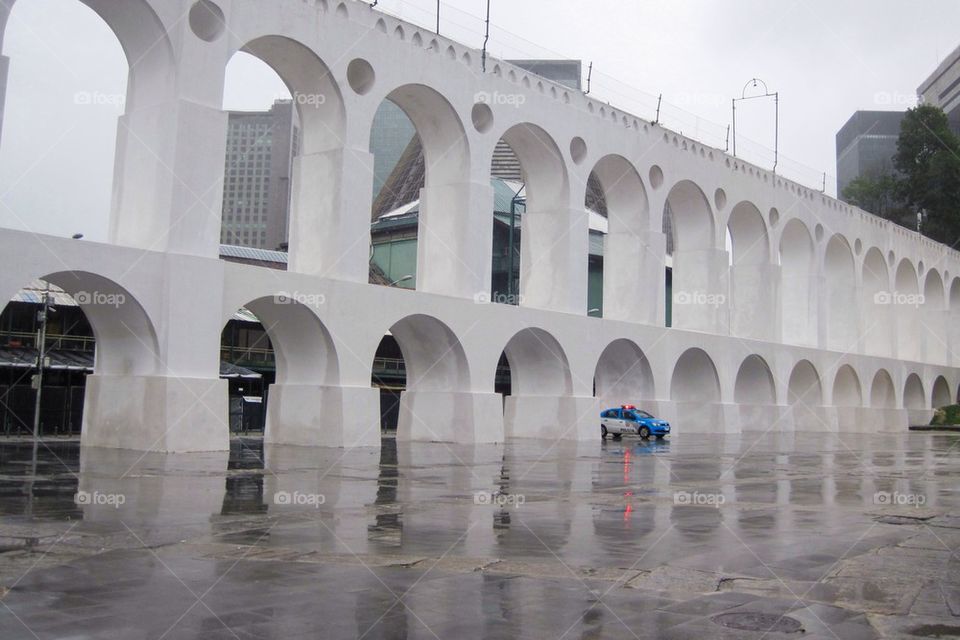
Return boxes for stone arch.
[779,219,816,346]
[670,348,720,403]
[495,123,574,311]
[9,271,162,377]
[593,339,654,405]
[664,181,723,332]
[727,202,771,340]
[894,259,921,361]
[824,235,857,351]
[369,84,472,295]
[870,369,897,409]
[733,355,775,405]
[788,360,823,405]
[588,155,650,321]
[664,179,715,252]
[932,375,951,408]
[861,247,892,357]
[228,296,339,386]
[923,269,946,364]
[236,35,346,155]
[903,373,926,410]
[727,201,769,265]
[501,327,572,397]
[387,314,470,392]
[832,365,862,406]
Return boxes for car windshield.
[634,410,654,419]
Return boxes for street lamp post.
[731,78,779,174]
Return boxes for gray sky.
[2,0,959,240]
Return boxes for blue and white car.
[600,405,670,440]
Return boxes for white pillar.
[416,180,494,298]
[520,207,589,314]
[287,147,374,282]
[603,229,665,325]
[730,263,778,341]
[671,248,730,335]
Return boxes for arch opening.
[222,36,345,252]
[832,365,862,407]
[903,373,926,410]
[369,84,470,292]
[727,202,771,340]
[670,348,720,403]
[779,219,816,346]
[733,355,775,405]
[894,260,921,361]
[932,375,951,409]
[824,235,857,351]
[0,271,160,436]
[593,339,654,407]
[588,155,649,321]
[861,248,892,357]
[870,370,897,409]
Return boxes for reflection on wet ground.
[1,432,959,638]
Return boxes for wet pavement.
[0,432,959,639]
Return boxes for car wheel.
[601,425,607,439]
[639,426,651,439]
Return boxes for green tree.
[842,173,907,222]
[894,105,960,247]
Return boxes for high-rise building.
[918,43,960,133]
[835,110,905,200]
[220,100,299,250]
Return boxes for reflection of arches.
[594,339,654,404]
[861,248,892,356]
[235,297,339,385]
[670,348,720,402]
[24,271,161,376]
[788,360,822,406]
[779,219,816,346]
[870,370,896,409]
[903,373,926,410]
[387,315,470,392]
[501,327,572,397]
[894,260,921,361]
[832,365,862,406]
[932,375,951,408]
[824,235,857,351]
[733,355,775,405]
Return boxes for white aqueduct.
[0,0,958,452]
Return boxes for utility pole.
[31,282,51,457]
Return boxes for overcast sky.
[1,0,959,241]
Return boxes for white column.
[730,262,778,341]
[416,180,494,298]
[287,147,374,282]
[520,207,589,314]
[603,229,665,325]
[671,248,730,335]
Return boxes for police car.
[600,405,670,440]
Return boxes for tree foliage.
[893,105,960,247]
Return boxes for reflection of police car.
[600,405,670,440]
